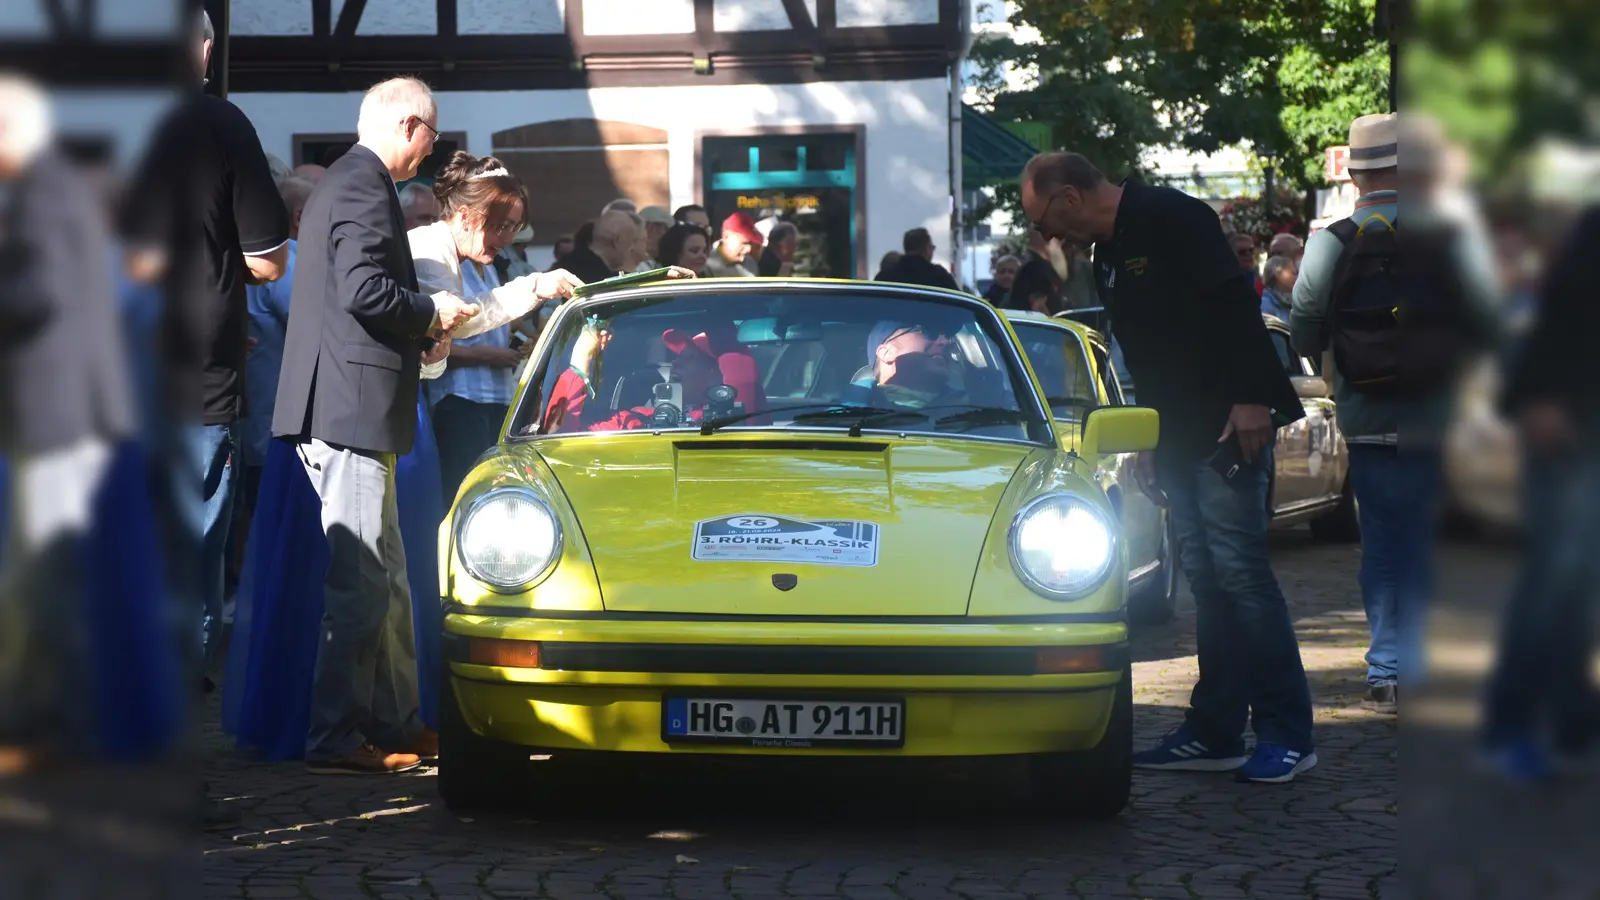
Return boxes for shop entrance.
[700,131,862,279]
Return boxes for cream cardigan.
[407,220,542,343]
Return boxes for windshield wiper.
[933,406,1033,432]
[699,404,904,436]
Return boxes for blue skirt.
[224,400,446,759]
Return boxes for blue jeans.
[187,423,238,674]
[1161,448,1315,750]
[1483,448,1600,752]
[1347,444,1444,687]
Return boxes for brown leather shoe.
[305,743,421,775]
[390,728,438,760]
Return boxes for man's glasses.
[412,117,441,142]
[1031,191,1063,234]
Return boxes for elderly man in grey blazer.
[274,77,480,775]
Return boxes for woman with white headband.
[408,151,581,343]
[405,152,586,504]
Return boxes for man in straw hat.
[1289,113,1499,715]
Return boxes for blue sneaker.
[1233,742,1317,783]
[1132,724,1248,772]
[1480,738,1555,783]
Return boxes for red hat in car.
[661,328,714,359]
[720,212,764,247]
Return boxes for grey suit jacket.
[273,145,437,454]
[0,149,135,455]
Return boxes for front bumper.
[443,613,1128,757]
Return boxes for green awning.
[962,104,1050,190]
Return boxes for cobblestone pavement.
[199,529,1423,900]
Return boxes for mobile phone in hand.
[1207,436,1251,483]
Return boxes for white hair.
[356,77,436,143]
[0,74,54,167]
[601,198,637,215]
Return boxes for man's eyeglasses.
[412,117,441,142]
[1032,191,1063,234]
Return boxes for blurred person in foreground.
[1023,150,1317,783]
[758,221,800,277]
[409,151,583,503]
[0,74,135,775]
[1481,203,1600,780]
[126,8,291,697]
[1290,113,1498,712]
[876,227,959,291]
[706,212,763,277]
[273,76,480,775]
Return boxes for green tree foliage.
[969,0,1390,192]
[1405,0,1600,183]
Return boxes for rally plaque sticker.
[692,514,880,567]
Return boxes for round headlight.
[456,488,562,590]
[1008,493,1117,599]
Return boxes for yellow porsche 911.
[437,278,1158,818]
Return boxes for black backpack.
[1326,214,1468,397]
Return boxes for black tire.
[1310,475,1360,542]
[1026,661,1133,820]
[1127,516,1177,626]
[437,664,531,810]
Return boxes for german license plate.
[662,697,905,748]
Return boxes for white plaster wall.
[232,78,955,278]
[459,0,566,34]
[836,0,939,28]
[582,0,695,35]
[714,0,818,30]
[53,89,187,170]
[232,0,314,35]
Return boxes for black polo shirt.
[127,92,289,426]
[1094,180,1302,465]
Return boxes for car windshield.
[510,288,1051,443]
[1011,321,1098,421]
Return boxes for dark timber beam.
[333,0,368,37]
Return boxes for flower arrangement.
[1218,190,1305,244]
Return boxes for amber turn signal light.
[1034,645,1116,675]
[467,638,542,668]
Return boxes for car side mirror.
[1073,406,1159,460]
[1294,376,1331,399]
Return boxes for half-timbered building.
[225,0,983,278]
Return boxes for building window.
[492,119,670,244]
[699,131,863,279]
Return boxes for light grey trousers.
[297,439,422,761]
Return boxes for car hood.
[531,433,1035,616]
